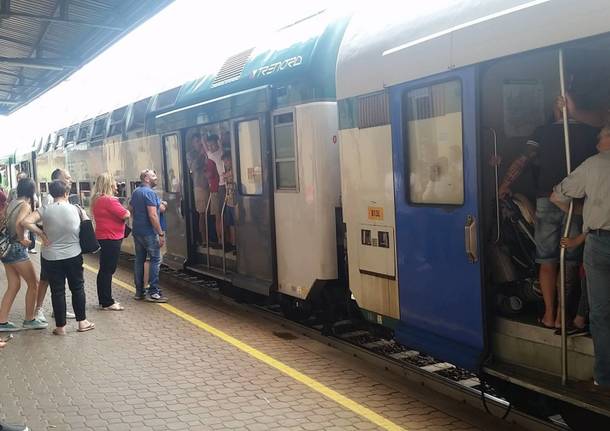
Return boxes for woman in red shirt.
[92,173,130,310]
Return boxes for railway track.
[118,256,568,431]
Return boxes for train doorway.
[176,113,275,296]
[480,34,610,424]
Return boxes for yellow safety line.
[83,263,406,431]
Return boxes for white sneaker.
[51,311,76,319]
[35,307,47,323]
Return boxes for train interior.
[179,114,276,297]
[480,33,610,405]
[183,121,237,271]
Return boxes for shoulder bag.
[74,204,100,254]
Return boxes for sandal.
[537,317,556,329]
[77,322,95,333]
[52,327,66,336]
[102,303,125,311]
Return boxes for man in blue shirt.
[130,169,167,302]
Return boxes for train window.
[66,127,77,145]
[39,182,47,193]
[69,182,77,195]
[403,80,464,205]
[130,181,142,194]
[108,106,127,137]
[162,135,181,194]
[55,133,65,150]
[236,119,263,195]
[128,98,150,131]
[77,123,91,143]
[78,182,92,208]
[273,112,297,190]
[92,117,108,138]
[155,87,180,111]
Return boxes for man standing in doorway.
[187,133,210,245]
[498,95,599,329]
[552,125,610,391]
[130,169,167,303]
[206,134,226,247]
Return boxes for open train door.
[160,133,188,269]
[232,116,275,295]
[390,66,485,370]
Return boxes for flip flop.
[102,303,125,311]
[537,317,556,329]
[77,322,95,333]
[52,328,66,336]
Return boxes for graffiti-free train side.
[9,3,610,428]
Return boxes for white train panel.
[274,102,340,299]
[339,124,399,319]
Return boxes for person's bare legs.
[0,264,25,321]
[216,218,223,245]
[0,261,40,322]
[35,279,48,311]
[13,260,38,321]
[539,263,558,327]
[198,211,207,245]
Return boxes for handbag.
[0,221,11,258]
[124,223,132,238]
[74,204,100,254]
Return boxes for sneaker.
[146,293,168,303]
[0,322,20,332]
[28,249,37,254]
[51,311,76,319]
[22,319,48,330]
[35,308,47,323]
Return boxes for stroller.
[489,193,542,317]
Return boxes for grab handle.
[464,215,478,263]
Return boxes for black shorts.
[40,258,48,281]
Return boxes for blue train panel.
[390,66,486,371]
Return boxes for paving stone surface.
[0,254,522,430]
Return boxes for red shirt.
[92,195,128,240]
[206,158,220,192]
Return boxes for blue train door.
[390,66,485,370]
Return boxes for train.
[1,1,609,428]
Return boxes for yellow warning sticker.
[368,207,384,221]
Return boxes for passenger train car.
[337,0,610,427]
[5,2,610,428]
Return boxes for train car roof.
[336,0,610,99]
[171,10,349,111]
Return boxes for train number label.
[367,207,384,221]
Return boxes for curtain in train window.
[163,134,181,194]
[237,120,263,195]
[404,80,464,205]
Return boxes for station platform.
[0,254,525,431]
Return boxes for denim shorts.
[535,197,583,264]
[0,242,29,265]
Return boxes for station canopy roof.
[0,0,173,115]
